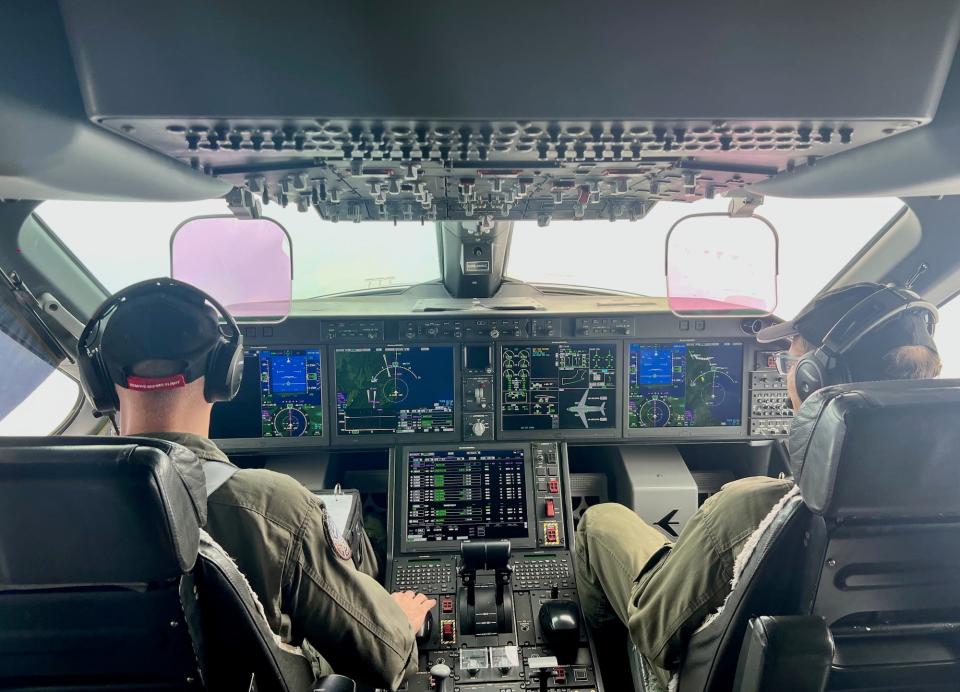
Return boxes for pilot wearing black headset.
[77,278,433,692]
[574,282,941,690]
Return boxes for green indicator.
[436,509,447,517]
[435,490,445,501]
[434,475,445,487]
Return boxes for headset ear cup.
[77,347,119,414]
[794,357,823,404]
[203,339,244,403]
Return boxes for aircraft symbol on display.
[567,389,606,428]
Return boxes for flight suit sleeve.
[286,497,417,691]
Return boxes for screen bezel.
[211,345,330,451]
[497,341,622,440]
[397,442,538,554]
[622,339,748,439]
[330,343,461,447]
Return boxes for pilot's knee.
[578,502,636,538]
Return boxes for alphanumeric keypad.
[512,555,571,590]
[394,561,454,592]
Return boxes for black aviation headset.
[78,278,244,415]
[793,285,939,403]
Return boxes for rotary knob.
[471,420,488,437]
[489,328,500,339]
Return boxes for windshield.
[37,196,903,318]
[36,200,440,298]
[507,196,905,319]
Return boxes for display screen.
[501,343,617,431]
[210,349,323,439]
[406,448,529,543]
[628,342,744,428]
[335,345,455,435]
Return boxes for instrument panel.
[210,313,790,449]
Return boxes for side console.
[389,443,602,692]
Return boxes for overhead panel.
[59,0,960,217]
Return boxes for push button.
[548,478,559,494]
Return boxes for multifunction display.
[335,345,455,435]
[628,342,744,428]
[210,349,323,439]
[501,343,617,431]
[406,448,529,543]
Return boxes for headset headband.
[80,278,240,358]
[820,286,938,358]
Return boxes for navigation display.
[335,346,455,435]
[210,349,323,439]
[628,342,743,429]
[406,448,529,543]
[501,343,617,431]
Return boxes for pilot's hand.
[391,590,437,634]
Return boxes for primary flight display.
[501,342,617,431]
[335,345,456,435]
[210,348,323,439]
[628,342,743,428]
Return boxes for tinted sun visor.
[171,216,292,321]
[666,213,778,317]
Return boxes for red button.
[441,597,454,613]
[545,498,556,518]
[548,479,559,493]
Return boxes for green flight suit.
[574,476,794,689]
[147,432,416,691]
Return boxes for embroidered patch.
[321,505,353,562]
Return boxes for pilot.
[574,282,942,690]
[81,279,434,691]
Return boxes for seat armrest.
[311,673,357,692]
[732,616,834,692]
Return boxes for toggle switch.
[545,498,556,518]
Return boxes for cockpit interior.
[5,3,960,692]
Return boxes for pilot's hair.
[794,336,942,381]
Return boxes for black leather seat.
[675,379,960,692]
[0,436,317,692]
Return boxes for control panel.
[532,443,565,547]
[216,313,783,447]
[463,345,496,441]
[391,442,602,691]
[749,352,793,437]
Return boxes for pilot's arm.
[288,497,417,691]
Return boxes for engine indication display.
[628,342,744,429]
[501,343,617,431]
[259,349,323,437]
[406,448,529,543]
[335,345,455,435]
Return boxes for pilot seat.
[628,379,960,692]
[0,436,341,692]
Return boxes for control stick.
[429,663,451,692]
[538,598,581,663]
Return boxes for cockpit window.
[35,200,441,298]
[36,196,903,317]
[506,196,905,319]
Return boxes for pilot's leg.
[574,503,672,629]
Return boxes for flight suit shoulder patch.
[320,503,353,562]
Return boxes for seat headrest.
[787,379,960,518]
[0,436,206,585]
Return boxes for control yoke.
[458,540,514,636]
